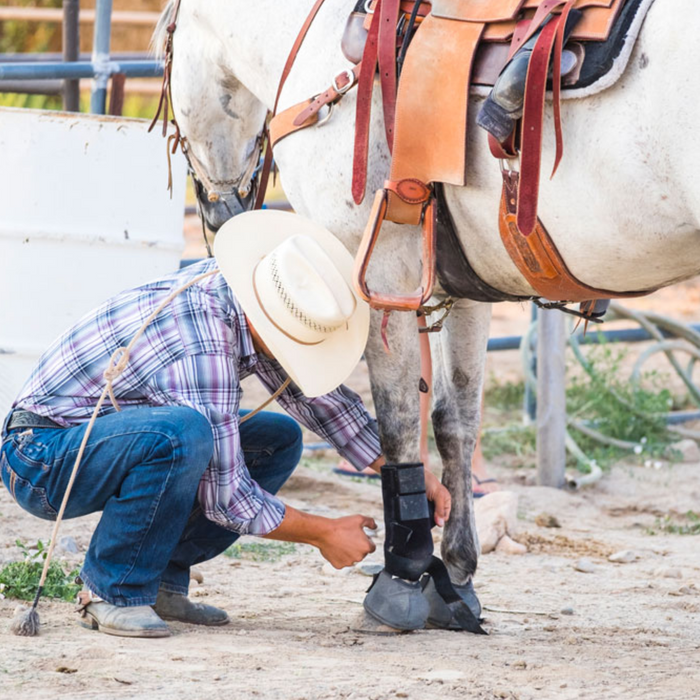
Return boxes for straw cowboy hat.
[214,210,370,397]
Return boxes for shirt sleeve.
[148,353,285,536]
[254,357,382,471]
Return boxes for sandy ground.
[2,223,700,699]
[2,452,700,700]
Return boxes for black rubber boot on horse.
[363,463,433,630]
[477,10,583,142]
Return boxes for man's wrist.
[369,455,386,473]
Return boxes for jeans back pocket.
[1,449,57,521]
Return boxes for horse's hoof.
[423,577,486,633]
[362,569,430,632]
[349,610,412,636]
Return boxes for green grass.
[647,511,700,536]
[482,343,680,471]
[566,343,675,469]
[484,377,525,414]
[0,540,80,603]
[481,425,536,461]
[223,541,297,562]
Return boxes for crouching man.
[0,211,450,638]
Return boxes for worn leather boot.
[477,10,582,142]
[76,591,170,638]
[153,590,230,626]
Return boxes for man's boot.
[477,10,583,142]
[76,590,170,638]
[153,589,230,626]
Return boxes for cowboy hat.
[214,210,370,397]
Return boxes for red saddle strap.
[516,14,561,236]
[352,2,383,205]
[517,0,578,235]
[378,0,401,152]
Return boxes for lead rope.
[12,270,291,636]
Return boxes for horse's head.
[153,2,268,232]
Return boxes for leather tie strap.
[551,0,579,178]
[516,15,561,237]
[353,2,383,204]
[378,0,402,152]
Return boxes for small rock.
[670,439,700,463]
[355,562,384,577]
[608,550,638,564]
[512,660,527,669]
[55,667,78,674]
[560,606,575,616]
[475,492,520,554]
[191,588,209,597]
[574,558,597,574]
[495,534,527,555]
[535,513,561,528]
[57,536,79,554]
[190,568,204,584]
[654,566,683,579]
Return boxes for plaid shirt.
[12,258,382,536]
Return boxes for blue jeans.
[0,407,302,606]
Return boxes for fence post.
[536,307,567,487]
[62,0,80,111]
[90,0,113,114]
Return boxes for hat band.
[252,262,325,347]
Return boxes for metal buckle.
[364,0,374,13]
[317,102,334,127]
[332,69,355,95]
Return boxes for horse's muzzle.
[194,179,256,233]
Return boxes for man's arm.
[264,506,377,569]
[149,353,380,567]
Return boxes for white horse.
[156,0,700,595]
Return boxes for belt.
[6,410,64,432]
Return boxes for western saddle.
[268,0,652,321]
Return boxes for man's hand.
[314,514,377,569]
[424,469,451,527]
[264,506,377,569]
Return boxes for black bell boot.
[363,463,434,630]
[477,10,583,142]
[422,576,483,630]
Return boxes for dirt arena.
[2,233,700,699]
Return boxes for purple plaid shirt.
[12,258,382,536]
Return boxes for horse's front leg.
[360,305,438,631]
[428,299,491,609]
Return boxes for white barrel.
[0,107,188,418]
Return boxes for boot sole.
[78,614,171,638]
[155,612,230,627]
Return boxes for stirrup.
[353,185,436,312]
